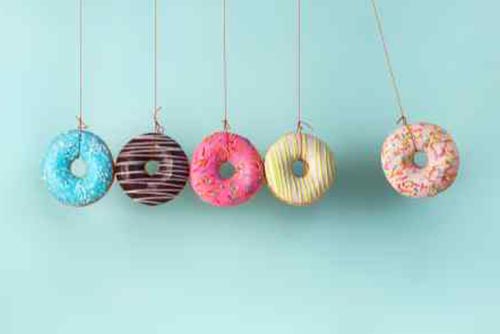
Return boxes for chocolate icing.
[116,133,189,206]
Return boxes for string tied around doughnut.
[296,119,313,134]
[396,115,408,126]
[76,115,88,131]
[221,118,232,152]
[153,106,165,134]
[76,115,89,157]
[296,120,313,156]
[396,114,419,152]
[222,118,231,132]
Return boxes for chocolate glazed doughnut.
[116,133,189,206]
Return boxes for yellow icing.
[264,132,336,206]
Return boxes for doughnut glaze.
[190,131,264,207]
[42,130,114,206]
[115,133,189,206]
[265,132,336,206]
[381,122,459,197]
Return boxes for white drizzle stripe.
[116,133,189,205]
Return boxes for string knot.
[296,120,313,133]
[222,119,231,132]
[76,115,88,131]
[396,115,409,126]
[154,106,165,133]
[397,115,418,150]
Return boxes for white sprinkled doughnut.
[381,122,460,198]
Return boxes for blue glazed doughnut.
[42,130,114,206]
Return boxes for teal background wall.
[1,0,498,333]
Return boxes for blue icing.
[42,130,114,206]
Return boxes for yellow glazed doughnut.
[265,132,336,206]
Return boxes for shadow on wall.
[331,145,397,210]
[251,141,407,221]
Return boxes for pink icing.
[190,131,264,207]
[381,123,460,198]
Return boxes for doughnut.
[115,133,189,206]
[190,131,264,207]
[381,122,460,198]
[265,132,336,206]
[42,130,114,207]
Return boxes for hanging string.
[370,0,409,126]
[78,0,84,130]
[295,0,313,134]
[153,0,164,133]
[76,0,87,155]
[296,0,303,133]
[221,0,230,132]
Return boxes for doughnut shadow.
[251,154,336,222]
[331,144,400,211]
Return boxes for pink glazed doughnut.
[381,123,460,198]
[190,131,264,207]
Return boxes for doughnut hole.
[71,158,88,178]
[219,162,236,180]
[145,160,160,176]
[292,159,309,178]
[413,151,428,168]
